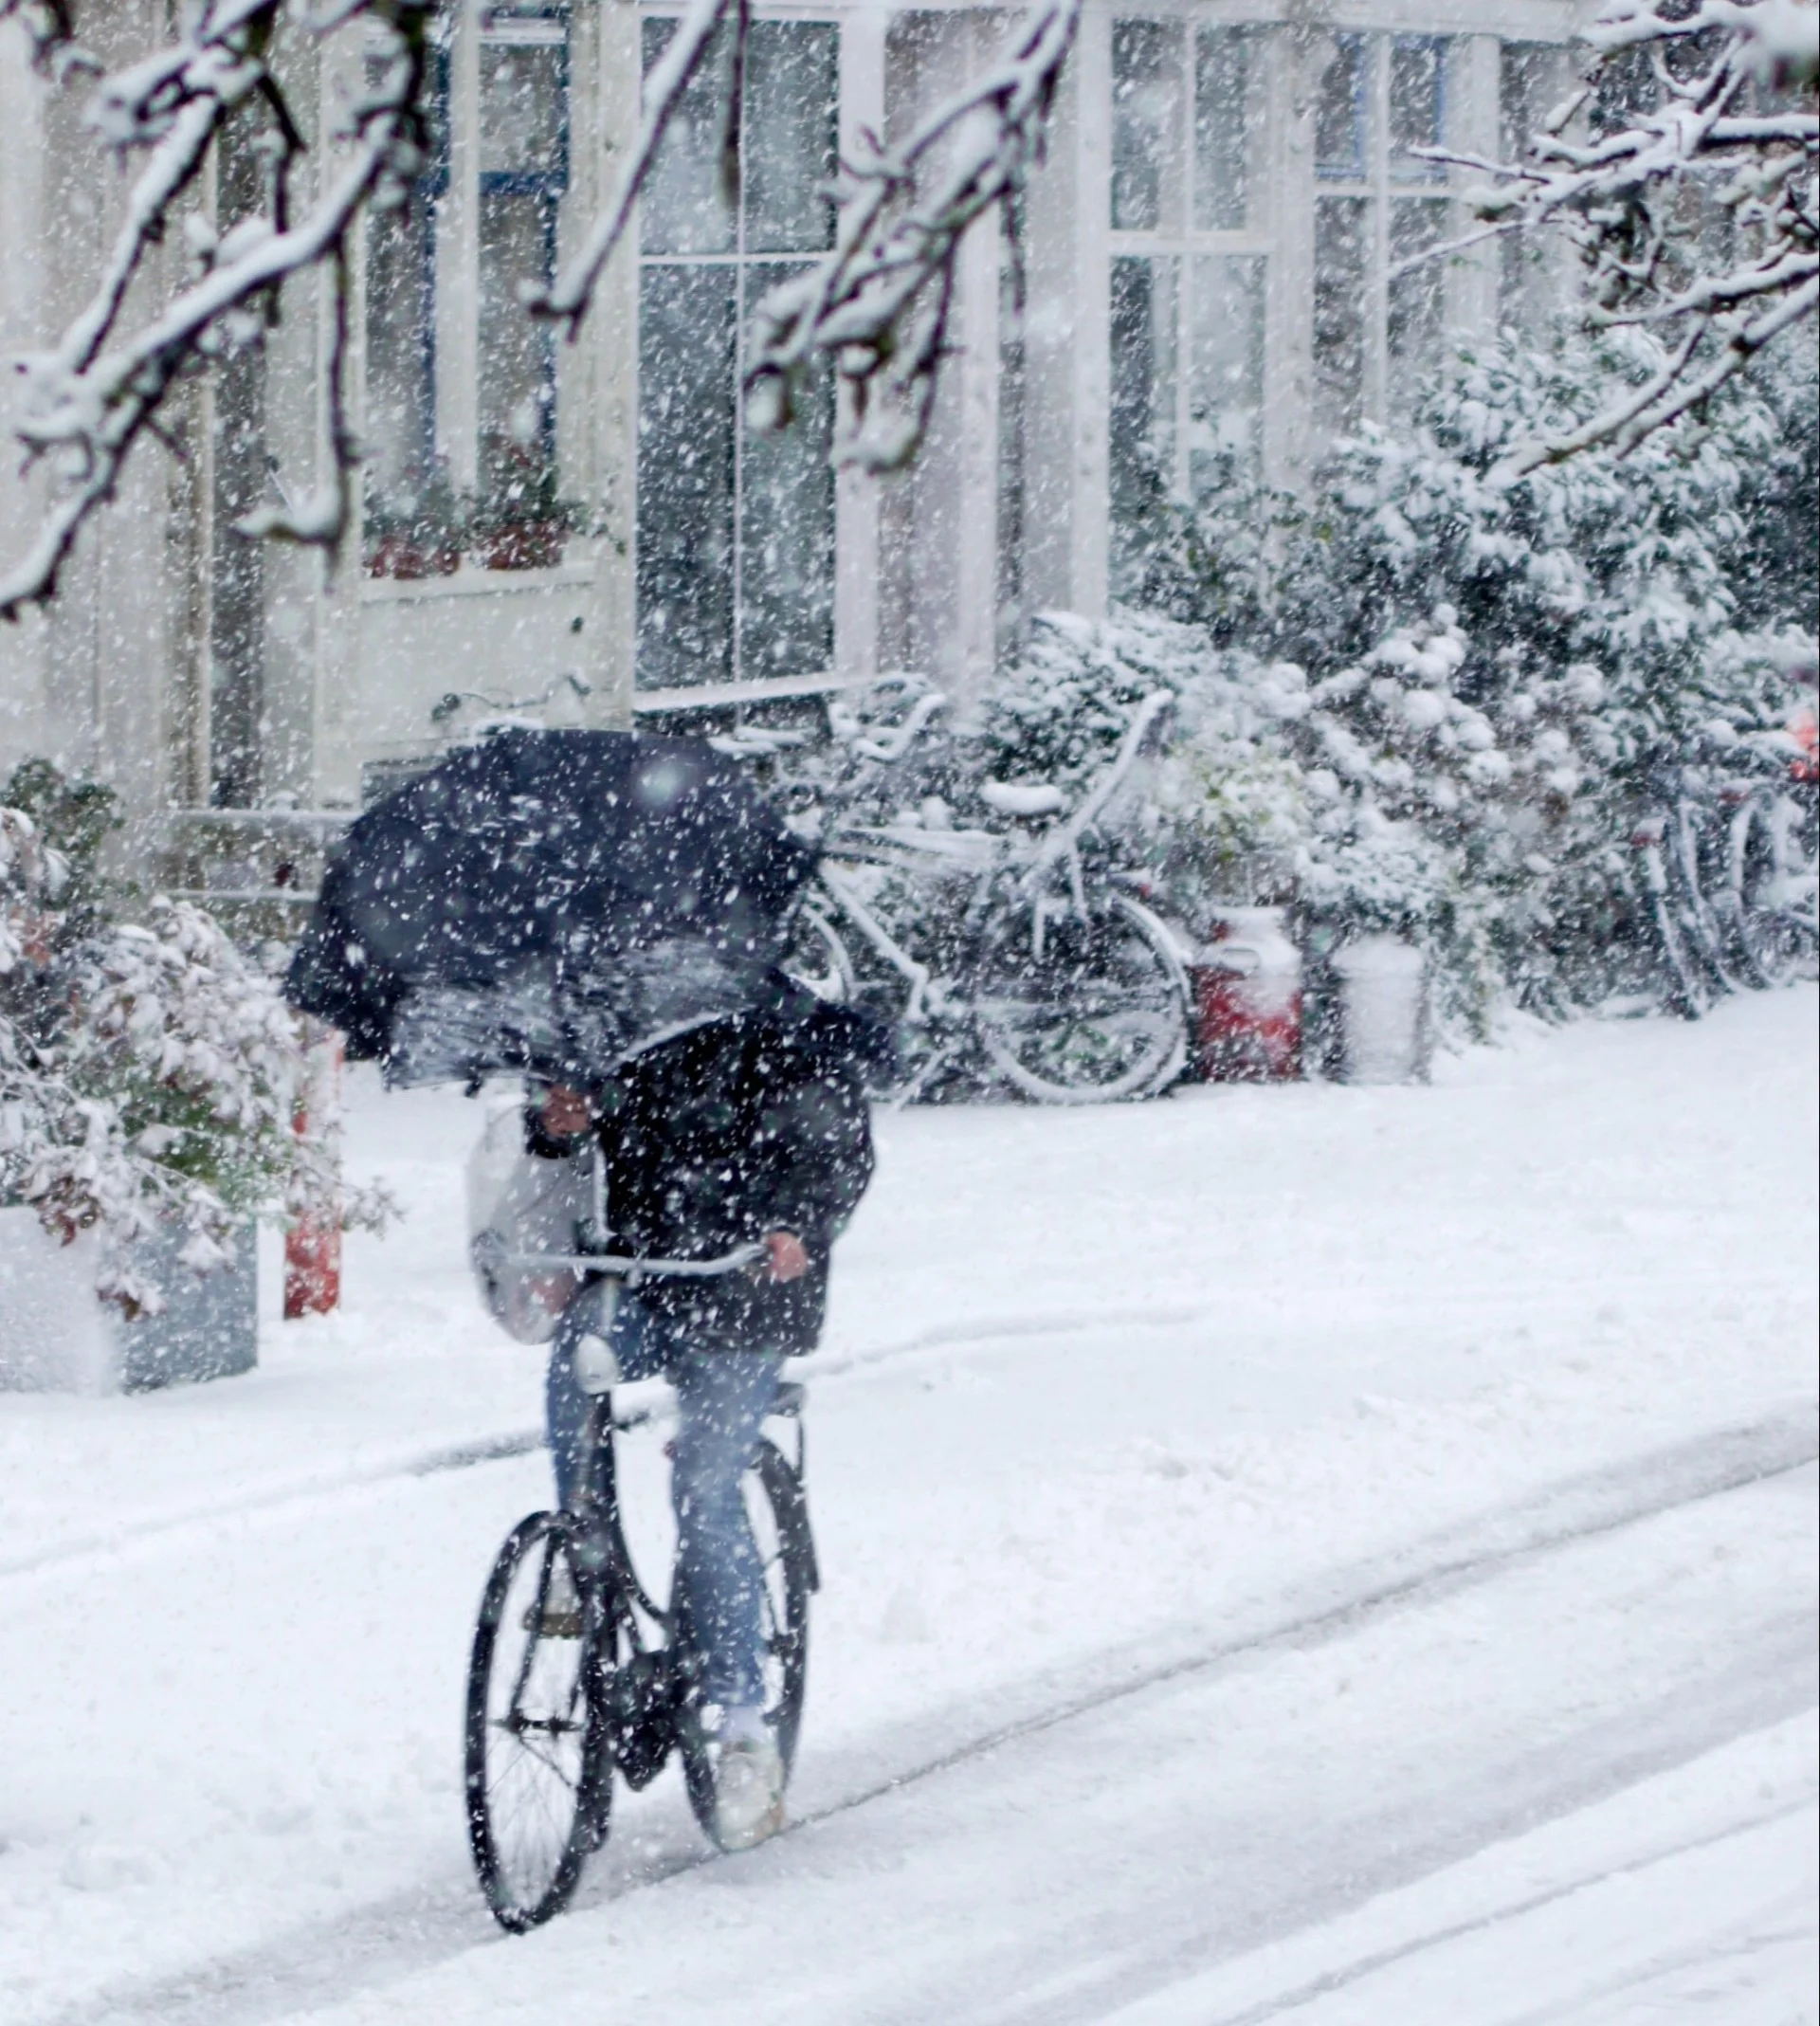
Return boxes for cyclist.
[527,977,877,1850]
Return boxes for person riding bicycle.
[528,976,877,1851]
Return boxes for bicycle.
[742,684,1192,1104]
[464,1245,816,1933]
[1629,738,1817,1017]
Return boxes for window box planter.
[367,530,462,580]
[466,520,570,574]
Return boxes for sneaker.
[711,1731,786,1852]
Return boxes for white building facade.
[0,0,1580,892]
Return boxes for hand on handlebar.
[764,1231,810,1283]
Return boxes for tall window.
[476,9,570,546]
[364,31,449,567]
[362,7,573,576]
[637,17,838,693]
[1312,32,1451,433]
[1107,21,1264,595]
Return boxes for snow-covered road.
[1,990,1813,2024]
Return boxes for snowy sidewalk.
[0,987,1813,2025]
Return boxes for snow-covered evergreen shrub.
[0,777,390,1314]
[1125,326,1818,1016]
[764,325,1812,1034]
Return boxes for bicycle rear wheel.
[974,891,1189,1103]
[678,1435,816,1847]
[464,1511,610,1932]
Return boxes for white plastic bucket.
[1330,935,1429,1085]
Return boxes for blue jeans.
[546,1285,781,1709]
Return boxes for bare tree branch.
[1420,0,1817,475]
[529,0,743,332]
[533,0,1080,471]
[0,0,95,81]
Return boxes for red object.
[1790,706,1817,784]
[283,1214,342,1320]
[283,1031,344,1319]
[1187,908,1303,1083]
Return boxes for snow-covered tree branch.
[1436,0,1818,474]
[2,0,1076,618]
[740,0,1079,472]
[0,0,432,621]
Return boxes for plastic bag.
[465,1102,591,1342]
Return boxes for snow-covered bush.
[1117,326,1818,1018]
[765,324,1811,1036]
[0,776,390,1314]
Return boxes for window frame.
[1309,29,1456,431]
[357,1,581,578]
[1107,21,1269,521]
[477,5,573,484]
[1106,17,1269,594]
[633,8,843,697]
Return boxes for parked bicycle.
[1628,727,1818,1017]
[464,1239,816,1933]
[735,683,1192,1104]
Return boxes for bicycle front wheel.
[464,1511,610,1932]
[974,891,1189,1103]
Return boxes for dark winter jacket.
[526,984,879,1355]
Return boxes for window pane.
[1193,28,1248,231]
[737,263,835,677]
[1388,197,1447,410]
[1108,254,1178,593]
[1390,36,1447,183]
[638,264,737,687]
[998,204,1027,658]
[364,45,445,541]
[478,190,558,497]
[1189,253,1264,496]
[744,21,838,255]
[480,25,568,181]
[1111,20,1185,232]
[1500,44,1557,331]
[1313,195,1367,433]
[641,15,736,255]
[1315,33,1368,182]
[365,200,437,516]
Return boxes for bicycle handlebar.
[478,1236,767,1280]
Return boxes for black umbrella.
[284,728,817,1087]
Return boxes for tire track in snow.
[1157,1797,1817,2026]
[36,1405,1817,2026]
[781,1406,1817,1835]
